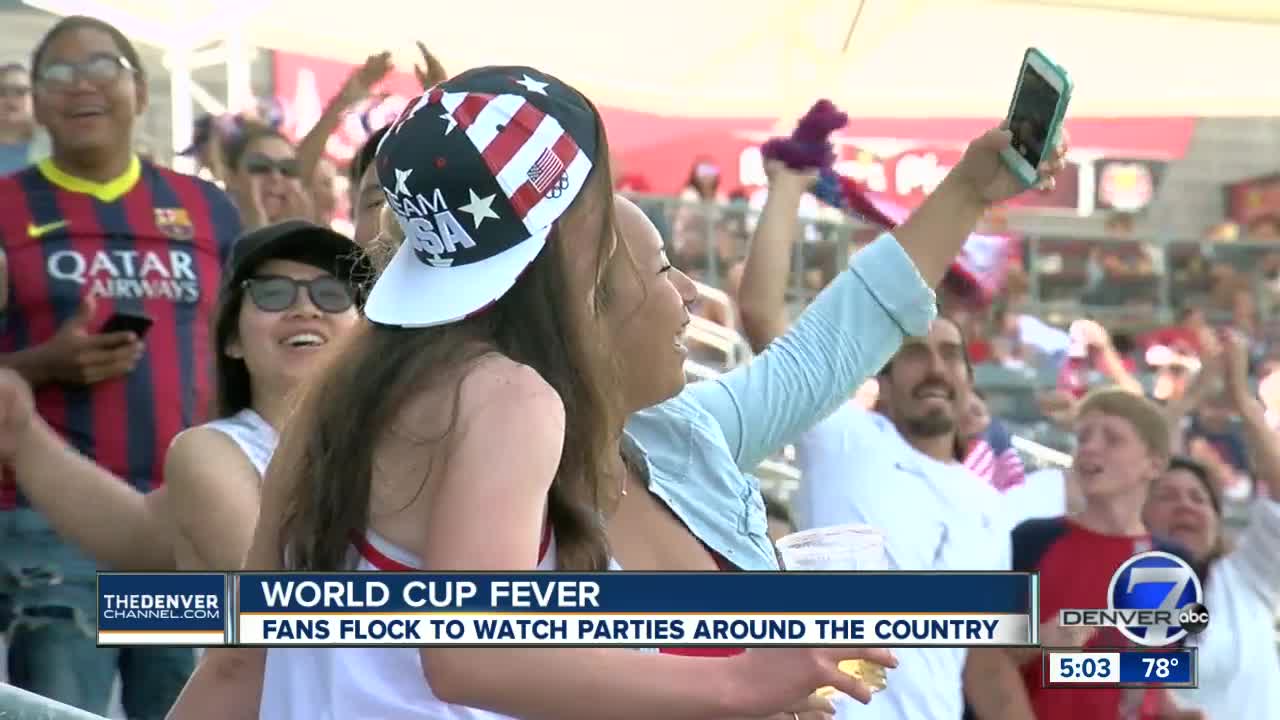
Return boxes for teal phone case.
[1001,47,1073,187]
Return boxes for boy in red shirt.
[1010,388,1201,720]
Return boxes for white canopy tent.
[23,0,1280,160]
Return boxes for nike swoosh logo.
[27,220,68,238]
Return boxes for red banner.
[272,51,1195,212]
[830,146,1078,211]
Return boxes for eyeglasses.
[0,85,30,99]
[35,53,134,92]
[243,153,299,178]
[243,275,353,314]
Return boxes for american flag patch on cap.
[528,148,566,194]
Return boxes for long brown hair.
[276,124,625,573]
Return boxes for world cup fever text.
[259,579,601,609]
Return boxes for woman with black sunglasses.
[0,220,363,573]
[225,126,318,231]
[164,219,362,569]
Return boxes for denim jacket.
[623,233,937,571]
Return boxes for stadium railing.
[627,194,1280,333]
[687,316,751,367]
[1010,435,1073,469]
[0,683,107,719]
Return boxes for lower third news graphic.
[97,571,1037,648]
[97,573,229,646]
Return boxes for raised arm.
[293,52,392,189]
[1075,320,1144,396]
[295,43,445,191]
[699,129,1066,468]
[1164,374,1216,455]
[0,369,172,570]
[164,427,263,571]
[737,162,814,352]
[1221,331,1280,606]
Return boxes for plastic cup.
[775,523,888,572]
[775,524,890,695]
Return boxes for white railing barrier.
[684,359,722,382]
[0,684,108,719]
[686,318,743,366]
[1011,435,1073,468]
[756,459,802,503]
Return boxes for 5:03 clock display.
[1044,649,1196,687]
[1050,652,1120,683]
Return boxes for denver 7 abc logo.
[1059,551,1209,647]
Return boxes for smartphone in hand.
[100,312,154,339]
[1001,48,1073,187]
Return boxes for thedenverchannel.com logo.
[1059,551,1210,647]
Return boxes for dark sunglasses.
[35,53,134,91]
[243,153,298,178]
[243,275,353,314]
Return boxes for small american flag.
[964,418,1026,492]
[950,233,1015,305]
[527,147,565,194]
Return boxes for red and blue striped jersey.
[0,156,242,508]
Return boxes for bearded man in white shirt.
[738,157,1038,720]
[789,317,1030,720]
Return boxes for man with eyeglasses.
[0,61,44,176]
[0,15,241,717]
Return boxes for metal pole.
[225,31,253,115]
[169,48,196,175]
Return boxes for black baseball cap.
[364,65,601,328]
[226,219,364,290]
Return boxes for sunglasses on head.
[243,153,299,178]
[243,275,353,314]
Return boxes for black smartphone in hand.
[100,312,154,338]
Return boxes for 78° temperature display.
[1044,648,1196,688]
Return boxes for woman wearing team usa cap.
[168,64,1066,720]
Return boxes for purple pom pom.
[794,99,848,143]
[757,99,897,230]
[760,99,849,172]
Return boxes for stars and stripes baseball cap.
[364,66,600,328]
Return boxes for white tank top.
[202,409,277,477]
[260,528,621,719]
